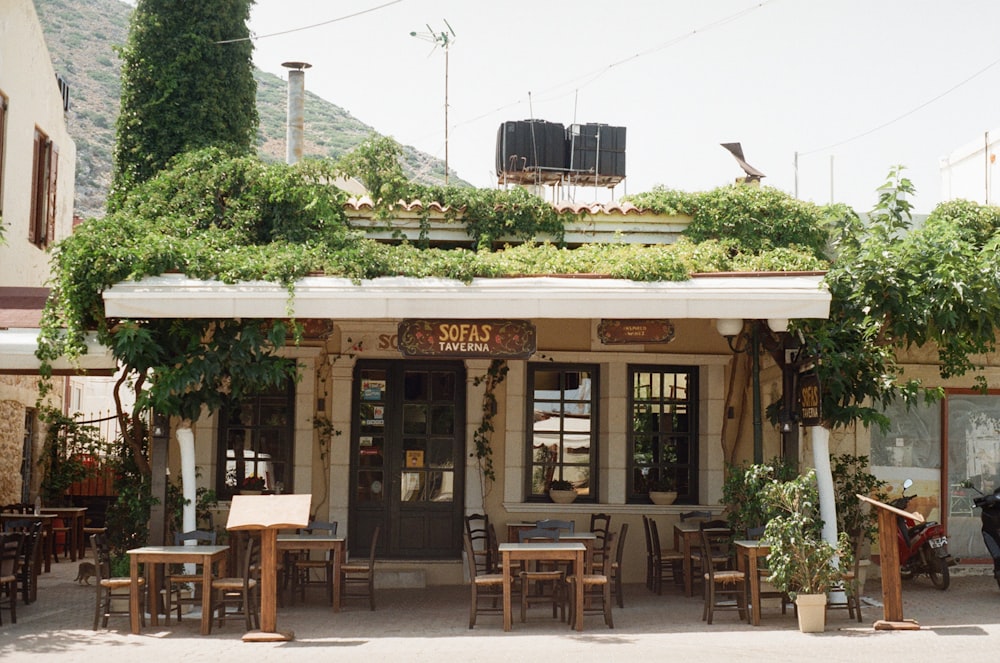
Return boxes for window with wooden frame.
[29,127,58,248]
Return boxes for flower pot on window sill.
[549,489,578,504]
[649,491,677,505]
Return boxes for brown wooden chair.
[462,531,506,628]
[164,529,217,624]
[610,523,629,608]
[565,530,615,629]
[2,518,42,604]
[92,532,145,630]
[589,513,612,567]
[517,527,566,622]
[211,533,259,631]
[0,531,23,625]
[465,513,491,575]
[647,517,684,594]
[289,520,338,605]
[826,534,863,623]
[700,527,746,624]
[341,525,379,610]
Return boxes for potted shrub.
[722,458,796,535]
[647,476,678,505]
[762,469,853,633]
[831,453,887,593]
[548,479,578,504]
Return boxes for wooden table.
[1,513,55,572]
[127,545,229,635]
[41,507,87,562]
[277,534,345,611]
[499,542,586,632]
[735,539,770,626]
[672,521,702,597]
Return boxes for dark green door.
[350,360,466,558]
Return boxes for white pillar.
[811,425,845,602]
[177,424,197,536]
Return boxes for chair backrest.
[464,513,490,571]
[174,529,217,546]
[589,513,611,536]
[0,532,23,579]
[535,518,574,533]
[700,519,729,531]
[462,532,480,580]
[518,527,560,543]
[91,532,113,582]
[641,516,653,556]
[699,527,734,578]
[486,523,500,572]
[615,523,629,569]
[648,518,664,558]
[680,510,713,522]
[364,525,380,567]
[241,535,259,585]
[746,525,766,540]
[2,517,37,533]
[598,530,617,576]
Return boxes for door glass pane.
[401,471,424,501]
[428,438,454,468]
[427,471,453,502]
[404,371,428,400]
[403,403,427,434]
[431,371,456,400]
[430,404,454,435]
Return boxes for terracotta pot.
[649,491,677,505]
[549,489,578,504]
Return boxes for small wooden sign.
[597,319,675,345]
[398,319,536,358]
[798,371,822,427]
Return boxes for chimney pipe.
[282,61,311,164]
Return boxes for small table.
[672,521,702,597]
[127,545,229,635]
[41,507,87,562]
[276,534,345,610]
[499,541,586,632]
[735,539,771,626]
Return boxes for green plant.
[549,479,574,491]
[645,474,676,492]
[471,359,508,493]
[721,458,796,536]
[36,408,109,505]
[762,469,853,597]
[830,453,887,545]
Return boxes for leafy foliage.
[830,453,887,544]
[37,408,111,505]
[110,0,258,209]
[721,458,797,535]
[762,469,853,596]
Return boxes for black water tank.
[496,120,568,176]
[567,123,626,178]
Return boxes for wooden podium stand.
[226,494,311,642]
[856,493,923,630]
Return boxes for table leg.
[199,557,214,635]
[147,562,160,627]
[682,535,693,597]
[332,543,343,612]
[573,550,584,632]
[129,555,142,634]
[502,551,512,631]
[748,551,761,626]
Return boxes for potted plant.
[830,453,887,593]
[762,469,853,633]
[647,475,678,505]
[548,479,578,504]
[722,458,796,535]
[240,475,266,494]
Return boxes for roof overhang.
[0,329,117,375]
[103,272,831,321]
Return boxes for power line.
[800,54,1000,157]
[215,0,404,45]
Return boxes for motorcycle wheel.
[925,549,950,590]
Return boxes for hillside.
[34,0,459,219]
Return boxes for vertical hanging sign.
[798,371,822,427]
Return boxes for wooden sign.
[798,371,822,427]
[397,319,536,358]
[597,319,675,345]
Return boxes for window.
[29,127,58,248]
[215,379,295,500]
[0,91,7,216]
[526,363,598,501]
[628,365,698,503]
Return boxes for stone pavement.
[2,553,999,663]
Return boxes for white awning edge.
[103,273,831,321]
[0,328,117,373]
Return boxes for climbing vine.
[471,359,509,495]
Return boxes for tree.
[109,0,258,211]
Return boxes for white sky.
[246,0,1000,213]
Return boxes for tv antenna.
[410,20,456,185]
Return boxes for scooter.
[969,482,1000,589]
[888,479,952,590]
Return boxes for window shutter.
[28,130,41,244]
[45,141,58,245]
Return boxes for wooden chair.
[610,523,629,608]
[0,532,23,625]
[462,531,506,628]
[827,534,863,623]
[680,510,713,522]
[211,533,259,631]
[3,518,42,604]
[647,517,684,594]
[565,530,615,629]
[517,527,566,623]
[642,515,655,591]
[486,522,501,573]
[289,520,338,605]
[688,520,730,586]
[341,525,379,610]
[700,527,746,624]
[465,513,491,575]
[92,532,145,630]
[535,518,574,534]
[164,529,217,624]
[589,513,612,567]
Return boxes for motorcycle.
[968,482,1000,589]
[888,479,952,590]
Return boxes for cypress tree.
[110,0,258,211]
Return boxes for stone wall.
[0,398,27,504]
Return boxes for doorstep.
[374,559,463,588]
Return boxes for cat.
[74,561,95,585]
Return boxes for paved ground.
[2,553,999,663]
